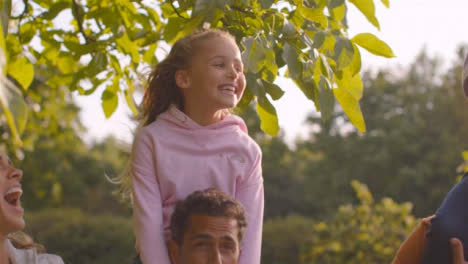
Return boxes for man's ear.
[175,70,190,89]
[168,239,181,264]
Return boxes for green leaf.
[0,22,6,63]
[293,78,318,104]
[116,33,140,63]
[312,31,327,49]
[0,82,28,145]
[260,0,274,9]
[42,2,69,20]
[329,0,345,8]
[348,0,380,29]
[263,49,278,82]
[334,37,354,70]
[56,54,77,74]
[282,43,302,79]
[245,17,263,30]
[381,0,390,8]
[101,90,118,118]
[352,33,395,58]
[236,86,254,111]
[256,95,279,136]
[7,57,34,90]
[124,74,137,116]
[336,68,363,100]
[241,37,266,73]
[349,43,362,76]
[88,52,108,75]
[331,3,346,23]
[333,87,366,132]
[299,6,328,28]
[263,81,284,100]
[282,18,296,37]
[143,43,157,64]
[318,75,334,121]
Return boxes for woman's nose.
[8,167,23,181]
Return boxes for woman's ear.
[175,70,190,89]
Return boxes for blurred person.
[463,53,468,97]
[167,188,247,264]
[392,215,467,264]
[0,153,63,264]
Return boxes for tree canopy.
[0,0,393,152]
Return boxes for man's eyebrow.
[190,233,214,240]
[220,235,237,243]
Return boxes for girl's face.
[177,36,246,113]
[0,153,24,236]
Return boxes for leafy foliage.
[300,181,416,264]
[1,0,393,148]
[25,208,134,264]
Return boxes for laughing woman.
[0,153,63,264]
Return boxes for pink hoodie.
[131,105,264,264]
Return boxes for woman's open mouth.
[3,187,23,208]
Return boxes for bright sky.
[76,0,468,145]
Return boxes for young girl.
[131,29,264,264]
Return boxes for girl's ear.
[175,70,190,89]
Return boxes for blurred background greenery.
[1,47,466,263]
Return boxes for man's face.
[170,214,241,264]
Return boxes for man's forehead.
[185,214,239,240]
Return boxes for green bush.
[300,181,417,264]
[24,208,135,264]
[262,215,316,264]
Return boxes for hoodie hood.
[157,105,248,133]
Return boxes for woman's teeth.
[4,187,22,206]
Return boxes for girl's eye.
[214,63,224,68]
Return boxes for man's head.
[169,188,247,264]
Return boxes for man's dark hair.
[170,188,247,245]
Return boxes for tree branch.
[169,1,189,20]
[72,0,92,44]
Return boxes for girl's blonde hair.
[140,28,236,125]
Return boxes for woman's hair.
[7,231,45,253]
[140,28,236,125]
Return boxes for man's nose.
[210,248,223,264]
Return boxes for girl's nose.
[227,66,238,79]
